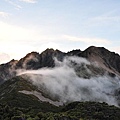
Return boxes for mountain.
[0,49,65,83]
[0,46,120,119]
[16,49,65,69]
[0,59,17,83]
[0,46,120,83]
[79,46,120,76]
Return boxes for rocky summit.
[0,46,120,83]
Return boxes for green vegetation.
[0,76,120,120]
[0,101,120,120]
[0,76,59,113]
[61,101,120,120]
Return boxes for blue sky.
[0,0,120,63]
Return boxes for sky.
[0,0,120,64]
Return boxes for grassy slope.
[0,76,59,113]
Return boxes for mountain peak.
[78,46,120,75]
[24,51,40,58]
[67,49,81,56]
[41,48,64,55]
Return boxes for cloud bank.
[18,56,120,107]
[63,35,110,44]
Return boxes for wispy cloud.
[85,9,120,28]
[0,20,63,44]
[88,12,120,26]
[63,35,110,45]
[19,0,37,3]
[5,0,22,10]
[0,53,10,64]
[92,16,120,23]
[0,12,10,18]
[92,10,120,23]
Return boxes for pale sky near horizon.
[0,0,120,64]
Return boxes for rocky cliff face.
[0,49,65,83]
[79,46,120,76]
[0,46,120,83]
[16,48,65,69]
[0,59,18,83]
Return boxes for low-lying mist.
[18,56,120,107]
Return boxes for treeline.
[0,101,120,120]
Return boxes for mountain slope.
[0,76,59,112]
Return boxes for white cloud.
[0,53,10,64]
[0,12,10,18]
[0,21,63,43]
[19,0,37,3]
[18,57,120,106]
[63,35,110,44]
[87,14,120,27]
[5,0,22,10]
[0,21,36,41]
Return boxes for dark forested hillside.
[0,101,120,120]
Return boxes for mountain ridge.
[0,46,120,83]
